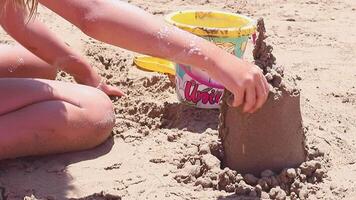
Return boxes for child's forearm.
[0,4,100,86]
[80,2,224,71]
[39,0,225,75]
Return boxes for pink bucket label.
[175,36,249,109]
[184,80,223,105]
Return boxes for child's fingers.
[100,85,126,97]
[243,86,256,113]
[251,75,269,112]
[250,78,268,113]
[232,89,244,107]
[108,86,126,97]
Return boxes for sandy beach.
[0,0,356,199]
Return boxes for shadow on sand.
[217,193,262,200]
[0,137,115,199]
[160,102,220,133]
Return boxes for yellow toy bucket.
[166,10,256,109]
[165,10,256,38]
[134,10,256,109]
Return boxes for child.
[0,0,269,160]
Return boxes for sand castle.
[219,18,307,175]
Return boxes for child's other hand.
[97,82,125,97]
[76,72,125,97]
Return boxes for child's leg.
[0,44,57,79]
[0,78,115,160]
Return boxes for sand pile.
[219,18,307,175]
[173,18,328,199]
[173,139,326,199]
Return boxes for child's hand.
[97,82,125,97]
[77,73,125,97]
[209,54,269,113]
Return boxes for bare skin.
[0,1,124,96]
[0,44,115,160]
[3,0,269,112]
[0,0,269,160]
[0,1,122,160]
[0,44,56,79]
[38,0,269,112]
[0,78,115,160]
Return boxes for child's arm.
[40,0,269,112]
[0,1,123,96]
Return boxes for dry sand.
[1,0,356,199]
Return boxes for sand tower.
[219,18,307,175]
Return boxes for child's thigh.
[0,79,115,158]
[0,44,56,79]
[0,78,113,119]
[0,78,115,153]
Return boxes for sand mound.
[219,18,307,175]
[170,18,328,199]
[220,86,307,175]
[172,139,326,199]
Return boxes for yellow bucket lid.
[133,55,176,75]
[165,10,256,38]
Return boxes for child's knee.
[93,99,115,138]
[82,89,115,147]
